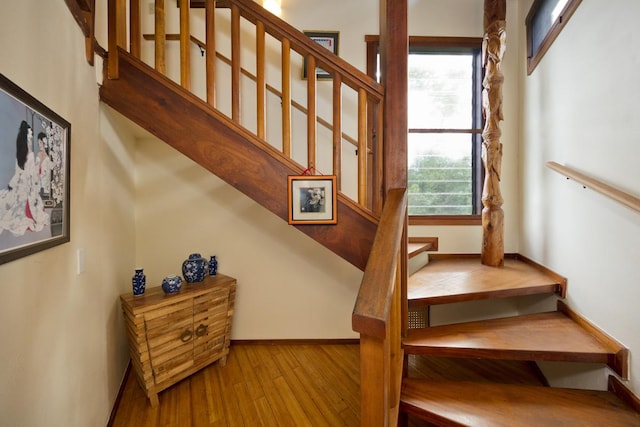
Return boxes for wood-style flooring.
[108,342,546,426]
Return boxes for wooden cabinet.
[120,274,236,406]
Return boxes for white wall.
[0,2,137,426]
[519,0,640,394]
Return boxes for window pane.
[408,133,473,215]
[408,54,473,129]
[529,0,568,55]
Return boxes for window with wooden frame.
[366,36,483,225]
[526,0,582,74]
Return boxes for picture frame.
[303,31,340,80]
[0,74,71,265]
[288,175,337,225]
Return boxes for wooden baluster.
[374,99,384,214]
[231,4,241,122]
[130,0,141,58]
[205,0,216,106]
[180,0,191,89]
[390,255,402,419]
[306,56,317,171]
[281,38,292,157]
[256,21,266,139]
[155,0,166,73]
[332,74,342,188]
[107,0,125,78]
[357,88,367,207]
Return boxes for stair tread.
[404,309,625,371]
[408,242,433,259]
[408,256,565,306]
[401,378,640,427]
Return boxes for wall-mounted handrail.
[547,161,640,213]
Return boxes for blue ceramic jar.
[162,275,183,294]
[208,255,218,276]
[182,253,207,283]
[132,268,146,296]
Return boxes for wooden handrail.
[353,188,406,337]
[229,0,383,97]
[547,162,640,213]
[352,187,406,426]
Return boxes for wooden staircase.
[400,254,640,426]
[93,1,640,425]
[101,0,386,270]
[99,49,378,270]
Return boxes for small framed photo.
[0,74,71,265]
[303,31,339,80]
[288,175,337,225]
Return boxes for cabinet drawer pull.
[196,324,208,336]
[180,329,193,342]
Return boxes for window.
[526,0,582,74]
[366,37,483,225]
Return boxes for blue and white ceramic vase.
[182,253,207,283]
[132,268,146,296]
[208,255,218,276]
[162,275,183,294]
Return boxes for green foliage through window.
[406,45,482,217]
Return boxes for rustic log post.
[481,0,506,267]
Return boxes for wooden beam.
[379,0,408,193]
[481,0,506,267]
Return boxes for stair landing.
[408,254,566,307]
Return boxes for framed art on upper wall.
[0,74,71,265]
[303,31,340,80]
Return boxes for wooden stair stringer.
[400,376,640,427]
[403,300,628,379]
[99,48,377,270]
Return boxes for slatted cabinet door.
[193,285,235,366]
[144,298,195,385]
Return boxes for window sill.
[409,215,481,226]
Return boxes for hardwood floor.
[109,343,360,426]
[109,342,547,427]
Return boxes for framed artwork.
[288,175,337,225]
[0,74,71,265]
[303,31,339,80]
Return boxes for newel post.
[481,0,506,267]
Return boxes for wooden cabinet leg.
[148,393,159,408]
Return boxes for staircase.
[101,0,384,270]
[401,253,640,426]
[96,0,640,425]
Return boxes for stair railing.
[352,187,407,426]
[547,162,640,214]
[107,0,386,215]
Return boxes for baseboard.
[230,338,360,345]
[609,375,640,414]
[106,361,132,427]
